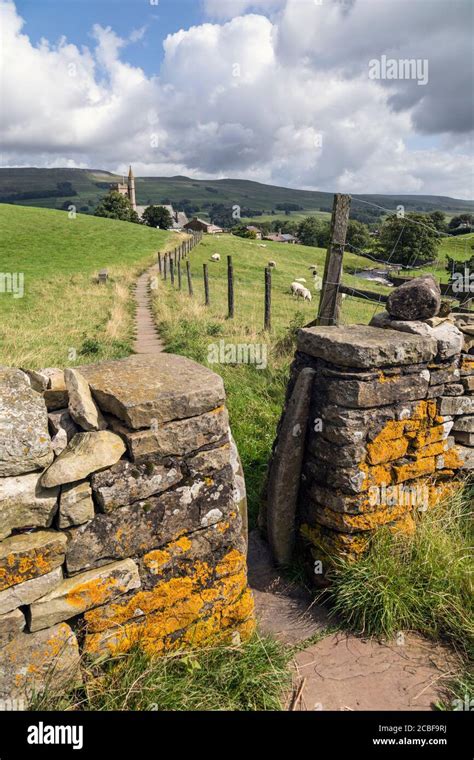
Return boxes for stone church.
[114,166,188,229]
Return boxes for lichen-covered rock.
[439,396,474,416]
[186,443,231,476]
[452,416,474,433]
[436,445,474,470]
[297,325,437,368]
[107,406,229,460]
[326,371,430,409]
[0,567,63,616]
[41,431,126,487]
[0,531,67,592]
[28,559,141,631]
[229,433,248,547]
[0,472,59,540]
[64,368,107,432]
[0,368,53,477]
[58,480,95,528]
[91,459,183,512]
[386,275,441,320]
[80,354,225,429]
[0,623,81,701]
[66,465,235,573]
[48,407,79,456]
[0,608,25,648]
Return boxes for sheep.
[295,278,306,283]
[210,253,220,262]
[268,260,276,268]
[308,264,318,271]
[258,243,267,248]
[290,282,312,301]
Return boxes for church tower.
[127,165,137,211]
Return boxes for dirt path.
[248,530,458,711]
[133,263,164,355]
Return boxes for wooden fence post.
[163,253,168,281]
[316,193,351,326]
[264,267,272,330]
[227,255,234,319]
[177,259,182,290]
[186,260,193,296]
[203,263,210,306]
[170,258,175,286]
[158,252,162,276]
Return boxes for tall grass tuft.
[323,485,473,655]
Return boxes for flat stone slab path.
[248,531,459,711]
[133,263,164,355]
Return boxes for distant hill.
[0,168,472,222]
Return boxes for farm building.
[246,225,262,239]
[184,217,223,234]
[263,232,299,244]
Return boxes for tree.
[377,213,440,265]
[428,210,447,232]
[297,217,330,247]
[94,191,139,223]
[232,225,256,239]
[346,220,371,252]
[141,205,173,229]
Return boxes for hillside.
[1,168,472,222]
[0,204,172,368]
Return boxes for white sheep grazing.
[295,278,306,283]
[210,253,220,262]
[301,287,312,301]
[258,243,267,248]
[290,282,312,301]
[268,261,276,268]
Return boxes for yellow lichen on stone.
[366,436,408,465]
[65,576,121,609]
[392,457,436,483]
[314,502,410,532]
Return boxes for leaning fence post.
[177,258,182,290]
[158,252,162,276]
[203,263,210,306]
[227,255,234,319]
[316,193,351,326]
[170,258,175,286]
[264,266,272,330]
[186,260,194,296]
[163,253,168,281]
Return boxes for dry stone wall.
[0,354,253,704]
[265,317,473,576]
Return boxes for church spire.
[127,165,137,211]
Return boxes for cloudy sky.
[1,0,473,198]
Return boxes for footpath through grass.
[0,204,174,368]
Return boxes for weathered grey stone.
[229,433,248,548]
[28,559,141,632]
[91,459,183,512]
[0,623,81,701]
[437,446,474,470]
[27,368,69,412]
[0,567,63,616]
[452,416,474,433]
[462,376,474,391]
[453,431,474,446]
[297,325,437,368]
[326,371,430,409]
[0,531,67,592]
[0,472,59,540]
[426,384,445,398]
[186,443,231,475]
[0,367,53,477]
[58,480,95,528]
[430,322,464,360]
[64,368,106,432]
[41,431,126,488]
[66,466,234,573]
[80,354,225,429]
[48,408,79,456]
[430,367,460,386]
[267,368,315,566]
[386,276,441,320]
[309,437,366,468]
[443,383,465,396]
[307,484,372,515]
[439,396,474,416]
[0,608,25,648]
[107,408,229,460]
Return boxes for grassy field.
[0,204,175,368]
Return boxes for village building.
[246,225,262,239]
[184,217,223,234]
[263,232,299,244]
[114,166,188,229]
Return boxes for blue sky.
[2,0,473,197]
[15,0,205,73]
